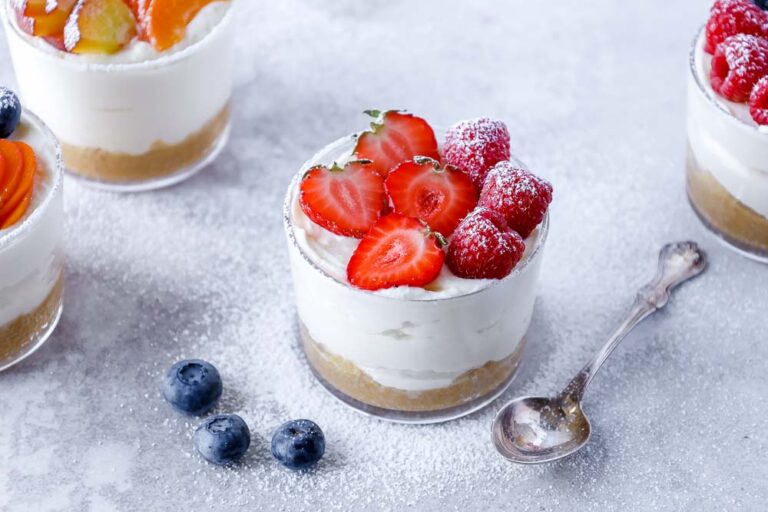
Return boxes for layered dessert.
[284,111,553,422]
[2,0,233,190]
[687,0,768,261]
[0,88,64,371]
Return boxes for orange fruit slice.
[0,140,24,211]
[0,141,37,229]
[143,0,218,52]
[15,0,78,38]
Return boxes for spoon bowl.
[492,396,591,464]
[491,242,707,464]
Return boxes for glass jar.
[2,1,234,192]
[686,28,768,262]
[283,134,549,423]
[0,110,64,371]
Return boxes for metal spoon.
[491,241,707,464]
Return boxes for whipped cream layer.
[285,137,546,392]
[688,31,768,219]
[0,114,63,327]
[2,1,233,155]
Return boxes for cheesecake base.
[62,106,230,192]
[300,323,525,424]
[0,275,63,372]
[686,147,768,262]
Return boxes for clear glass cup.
[0,110,64,371]
[1,2,234,192]
[686,28,768,263]
[283,135,549,424]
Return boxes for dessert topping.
[443,117,511,189]
[0,87,21,140]
[16,0,227,54]
[478,161,553,239]
[446,207,525,280]
[749,75,768,123]
[347,214,446,291]
[710,33,768,102]
[64,0,137,54]
[385,157,478,237]
[299,160,388,238]
[143,0,221,52]
[353,110,440,178]
[705,0,768,54]
[0,140,37,229]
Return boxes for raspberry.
[710,34,768,102]
[478,162,553,238]
[705,0,768,54]
[443,118,511,189]
[446,208,525,280]
[749,75,768,124]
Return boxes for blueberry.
[754,0,768,10]
[0,88,21,139]
[271,419,325,470]
[194,414,251,465]
[162,359,222,415]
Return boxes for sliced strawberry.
[299,160,387,238]
[353,110,440,178]
[385,157,477,237]
[347,214,445,291]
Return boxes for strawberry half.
[347,214,446,291]
[385,157,478,237]
[299,160,388,238]
[353,110,440,177]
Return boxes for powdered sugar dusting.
[447,207,526,279]
[0,86,19,113]
[706,0,768,53]
[444,117,511,188]
[1,0,767,510]
[62,0,83,53]
[479,161,553,238]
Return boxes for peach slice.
[1,192,31,229]
[14,0,77,38]
[143,0,218,52]
[0,142,37,229]
[0,142,36,218]
[64,0,137,54]
[0,140,24,211]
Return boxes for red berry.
[299,160,387,238]
[446,208,525,280]
[347,214,445,291]
[749,75,768,124]
[353,110,440,178]
[443,118,511,189]
[385,157,478,237]
[710,34,768,102]
[705,0,768,54]
[478,162,553,239]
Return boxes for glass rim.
[0,109,63,249]
[282,132,550,304]
[1,0,234,72]
[688,25,767,134]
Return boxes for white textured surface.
[1,0,767,510]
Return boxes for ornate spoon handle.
[559,242,707,405]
